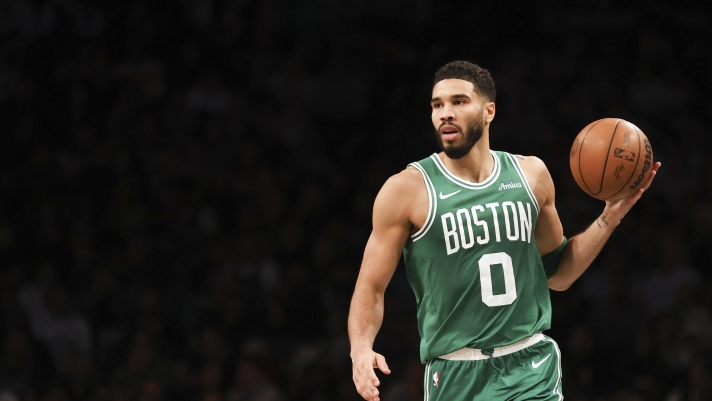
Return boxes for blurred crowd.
[1,0,712,400]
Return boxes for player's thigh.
[506,336,563,401]
[424,359,491,401]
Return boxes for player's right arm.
[348,168,422,401]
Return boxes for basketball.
[569,118,654,201]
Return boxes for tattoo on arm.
[597,215,610,228]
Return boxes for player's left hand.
[601,162,661,226]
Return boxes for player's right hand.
[351,348,391,401]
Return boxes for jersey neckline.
[430,151,501,190]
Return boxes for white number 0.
[478,252,517,307]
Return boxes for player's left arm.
[523,155,661,290]
[519,156,565,259]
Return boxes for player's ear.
[484,101,495,123]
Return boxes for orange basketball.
[569,118,654,201]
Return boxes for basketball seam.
[594,119,622,196]
[578,119,604,197]
[602,126,643,200]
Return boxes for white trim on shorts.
[423,359,433,401]
[542,336,564,401]
[438,332,544,360]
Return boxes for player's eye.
[432,103,441,109]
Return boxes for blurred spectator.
[226,358,284,401]
[640,237,700,317]
[18,267,92,365]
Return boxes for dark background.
[1,0,712,400]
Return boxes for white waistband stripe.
[438,332,544,361]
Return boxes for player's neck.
[439,141,494,184]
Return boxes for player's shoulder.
[380,166,425,196]
[509,153,550,176]
[507,153,555,195]
[508,154,556,205]
[372,166,426,220]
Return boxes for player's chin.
[443,142,465,153]
[441,136,461,147]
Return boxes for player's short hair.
[434,61,496,102]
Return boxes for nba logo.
[433,371,439,387]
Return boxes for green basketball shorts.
[424,333,563,401]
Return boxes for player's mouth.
[440,125,460,141]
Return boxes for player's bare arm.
[348,167,426,401]
[518,156,565,257]
[521,155,661,290]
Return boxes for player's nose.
[439,104,455,121]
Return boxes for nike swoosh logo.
[532,353,552,369]
[439,190,461,200]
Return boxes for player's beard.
[435,116,484,159]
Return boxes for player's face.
[431,79,487,159]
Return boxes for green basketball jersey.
[403,151,552,364]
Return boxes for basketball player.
[348,60,661,401]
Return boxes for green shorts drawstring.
[481,348,502,373]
